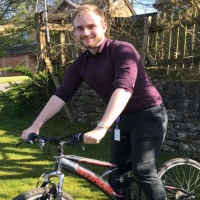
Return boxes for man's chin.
[82,43,96,49]
[80,39,102,50]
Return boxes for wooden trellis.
[36,8,200,72]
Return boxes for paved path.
[0,83,10,92]
[0,81,23,92]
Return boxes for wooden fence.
[111,11,200,69]
[37,9,200,72]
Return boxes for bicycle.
[13,133,200,200]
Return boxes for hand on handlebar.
[83,127,107,144]
[21,125,40,140]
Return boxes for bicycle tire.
[12,187,74,200]
[158,158,200,200]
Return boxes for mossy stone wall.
[69,69,200,158]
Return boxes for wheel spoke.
[158,158,200,200]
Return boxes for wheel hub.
[176,191,196,200]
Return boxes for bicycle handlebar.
[16,132,84,147]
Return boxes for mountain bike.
[13,133,200,200]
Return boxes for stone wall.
[69,83,106,125]
[155,81,200,157]
[69,80,200,157]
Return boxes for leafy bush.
[0,66,55,114]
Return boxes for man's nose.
[83,28,90,36]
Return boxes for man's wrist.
[97,121,109,129]
[32,121,43,129]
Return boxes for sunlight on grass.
[1,102,196,200]
[62,177,108,200]
[0,134,18,143]
[0,104,109,200]
[0,178,40,200]
[0,76,30,84]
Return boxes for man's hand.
[21,125,39,140]
[83,127,107,144]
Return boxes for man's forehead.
[74,12,102,24]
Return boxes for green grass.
[0,76,30,84]
[0,101,195,199]
[0,102,112,200]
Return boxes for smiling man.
[21,4,168,200]
[73,9,107,53]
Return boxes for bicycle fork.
[36,170,65,199]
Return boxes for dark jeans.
[110,104,168,200]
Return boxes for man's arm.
[21,95,65,140]
[99,88,131,127]
[83,88,131,144]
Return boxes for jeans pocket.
[150,106,167,124]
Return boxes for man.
[21,4,168,200]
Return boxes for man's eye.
[88,25,96,29]
[76,27,83,31]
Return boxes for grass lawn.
[0,102,112,200]
[0,76,30,84]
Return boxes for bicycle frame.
[65,157,123,199]
[38,156,131,199]
[15,134,200,200]
[37,140,136,200]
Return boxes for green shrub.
[0,66,55,114]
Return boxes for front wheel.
[12,187,74,200]
[158,158,200,200]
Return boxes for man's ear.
[102,23,107,33]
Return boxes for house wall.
[25,55,37,72]
[111,0,134,17]
[0,54,37,76]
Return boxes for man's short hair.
[71,4,105,23]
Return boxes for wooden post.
[42,53,75,124]
[167,14,172,70]
[142,16,156,66]
[141,16,150,66]
[38,15,75,123]
[183,25,187,68]
[39,30,47,71]
[106,0,113,38]
[35,13,42,73]
[60,32,66,66]
[190,11,196,68]
[2,58,7,76]
[175,26,180,69]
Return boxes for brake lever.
[15,133,41,147]
[15,141,25,147]
[15,140,34,147]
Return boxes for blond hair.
[71,4,105,23]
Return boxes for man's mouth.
[82,37,94,42]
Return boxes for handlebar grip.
[75,133,84,141]
[28,132,38,143]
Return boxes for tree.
[0,0,36,56]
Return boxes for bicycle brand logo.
[77,166,114,194]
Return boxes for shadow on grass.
[0,103,111,199]
[1,102,198,200]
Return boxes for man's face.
[73,12,107,54]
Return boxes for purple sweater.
[54,38,162,113]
